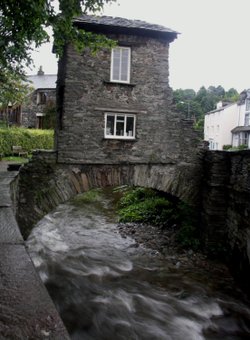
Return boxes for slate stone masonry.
[55,29,198,166]
[201,150,250,294]
[0,166,69,339]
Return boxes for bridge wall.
[201,150,250,293]
[17,147,204,239]
[0,168,69,339]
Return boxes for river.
[26,189,250,339]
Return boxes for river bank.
[117,222,248,300]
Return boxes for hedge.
[0,127,54,155]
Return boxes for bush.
[0,127,54,155]
[118,187,200,250]
[223,144,232,150]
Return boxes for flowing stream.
[26,189,250,340]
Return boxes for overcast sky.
[30,0,250,92]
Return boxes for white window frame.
[245,113,250,126]
[110,47,131,84]
[104,113,136,140]
[239,132,248,146]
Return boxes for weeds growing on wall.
[118,187,200,250]
[0,127,54,155]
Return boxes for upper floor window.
[110,47,131,83]
[245,113,250,126]
[37,91,47,104]
[105,113,136,139]
[246,99,250,112]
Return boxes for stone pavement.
[0,162,70,339]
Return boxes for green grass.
[2,156,29,163]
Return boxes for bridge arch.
[16,150,203,238]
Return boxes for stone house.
[56,15,188,164]
[22,67,57,128]
[204,90,250,150]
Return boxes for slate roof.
[205,102,236,115]
[74,15,178,41]
[26,74,57,90]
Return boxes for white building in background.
[204,89,250,150]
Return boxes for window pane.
[117,116,125,122]
[106,115,114,135]
[112,48,121,81]
[245,113,250,126]
[116,121,125,136]
[246,99,250,111]
[126,117,134,137]
[120,49,129,81]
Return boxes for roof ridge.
[74,14,179,35]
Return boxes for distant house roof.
[74,15,178,42]
[205,102,236,115]
[26,74,57,90]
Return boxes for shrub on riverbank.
[118,187,200,250]
[0,127,54,155]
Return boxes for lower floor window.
[105,113,136,139]
[239,132,248,146]
[233,132,249,147]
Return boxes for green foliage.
[0,70,33,119]
[73,189,102,204]
[0,127,54,155]
[0,0,116,102]
[2,156,29,163]
[223,144,232,150]
[227,144,248,151]
[0,0,116,76]
[118,187,200,250]
[174,85,240,133]
[118,187,175,226]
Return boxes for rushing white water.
[26,190,250,340]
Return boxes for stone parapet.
[0,166,69,339]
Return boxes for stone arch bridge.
[8,146,250,320]
[17,149,204,238]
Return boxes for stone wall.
[0,166,69,339]
[56,34,199,165]
[201,150,250,293]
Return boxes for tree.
[173,85,240,132]
[0,70,33,125]
[0,0,116,78]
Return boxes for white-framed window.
[239,132,248,146]
[245,113,250,126]
[110,47,131,83]
[104,113,136,139]
[246,99,250,111]
[245,99,250,126]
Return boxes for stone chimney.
[37,66,44,76]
